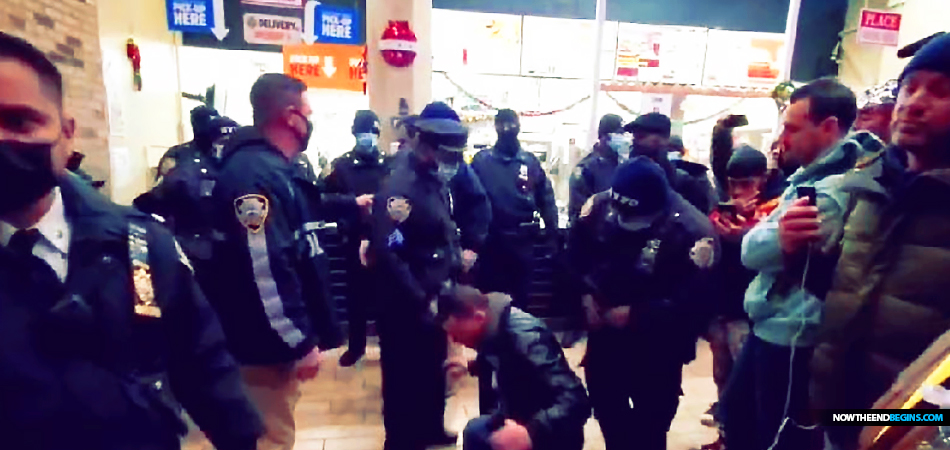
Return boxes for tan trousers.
[241,364,302,450]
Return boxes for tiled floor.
[185,337,719,450]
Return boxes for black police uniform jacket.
[471,144,558,235]
[206,127,343,366]
[568,190,719,363]
[568,144,620,226]
[478,294,591,450]
[322,147,393,249]
[0,174,262,450]
[371,150,462,317]
[392,146,491,253]
[134,140,219,261]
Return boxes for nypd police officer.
[568,114,627,226]
[471,109,557,308]
[0,32,262,450]
[370,102,468,450]
[205,73,346,450]
[568,157,718,450]
[321,109,393,367]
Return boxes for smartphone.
[797,186,817,206]
[718,202,738,220]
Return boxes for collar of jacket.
[59,173,131,244]
[491,142,525,163]
[842,145,950,200]
[788,136,863,186]
[593,142,620,164]
[221,126,288,162]
[406,150,441,182]
[350,147,385,166]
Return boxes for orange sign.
[283,43,364,92]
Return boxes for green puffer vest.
[811,149,950,415]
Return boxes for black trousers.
[378,310,447,450]
[476,234,534,309]
[344,263,374,352]
[585,328,684,450]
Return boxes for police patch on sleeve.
[235,194,269,233]
[689,237,716,269]
[387,196,412,223]
[572,166,585,180]
[580,195,596,219]
[158,156,176,177]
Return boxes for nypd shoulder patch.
[234,194,269,233]
[387,196,412,223]
[689,237,716,269]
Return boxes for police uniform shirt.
[0,188,71,281]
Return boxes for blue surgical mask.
[355,133,378,151]
[436,162,460,182]
[668,151,682,161]
[608,134,632,158]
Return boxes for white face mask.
[355,133,378,151]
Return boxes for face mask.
[0,140,59,215]
[294,111,314,153]
[608,134,632,158]
[668,152,682,161]
[436,162,460,182]
[355,133,379,153]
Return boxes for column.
[366,0,433,151]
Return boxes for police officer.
[568,157,718,450]
[0,32,262,450]
[399,109,492,283]
[625,112,716,214]
[371,102,468,450]
[568,114,627,226]
[322,110,393,367]
[156,105,220,180]
[205,73,345,450]
[134,115,238,289]
[471,109,557,309]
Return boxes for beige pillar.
[366,0,433,151]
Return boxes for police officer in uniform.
[205,73,345,450]
[399,109,492,283]
[568,114,627,226]
[322,110,393,367]
[568,157,718,450]
[134,115,238,289]
[371,102,468,450]
[0,32,262,450]
[471,109,557,309]
[155,105,220,180]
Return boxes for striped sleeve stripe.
[247,231,306,347]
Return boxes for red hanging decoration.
[126,38,142,91]
[379,20,417,68]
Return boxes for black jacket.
[134,141,219,261]
[568,144,620,226]
[322,148,393,250]
[205,127,342,366]
[0,175,261,450]
[371,150,462,318]
[671,160,716,214]
[568,190,719,363]
[471,144,558,235]
[477,295,591,450]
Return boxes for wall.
[0,0,111,186]
[838,0,950,90]
[98,0,184,204]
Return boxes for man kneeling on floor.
[439,286,591,450]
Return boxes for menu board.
[431,9,523,76]
[615,24,707,85]
[520,16,617,79]
[702,30,786,87]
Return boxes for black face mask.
[294,111,314,153]
[0,140,59,216]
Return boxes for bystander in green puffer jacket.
[811,147,950,449]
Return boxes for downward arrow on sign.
[303,0,321,45]
[211,0,229,41]
[323,56,336,77]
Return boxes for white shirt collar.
[0,188,70,254]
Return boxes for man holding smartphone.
[720,78,863,450]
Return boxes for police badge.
[387,196,412,223]
[234,194,269,233]
[690,237,716,269]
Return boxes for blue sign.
[166,0,214,34]
[316,6,359,45]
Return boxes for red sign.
[858,9,902,47]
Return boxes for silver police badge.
[387,196,412,223]
[690,237,716,269]
[234,194,269,233]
